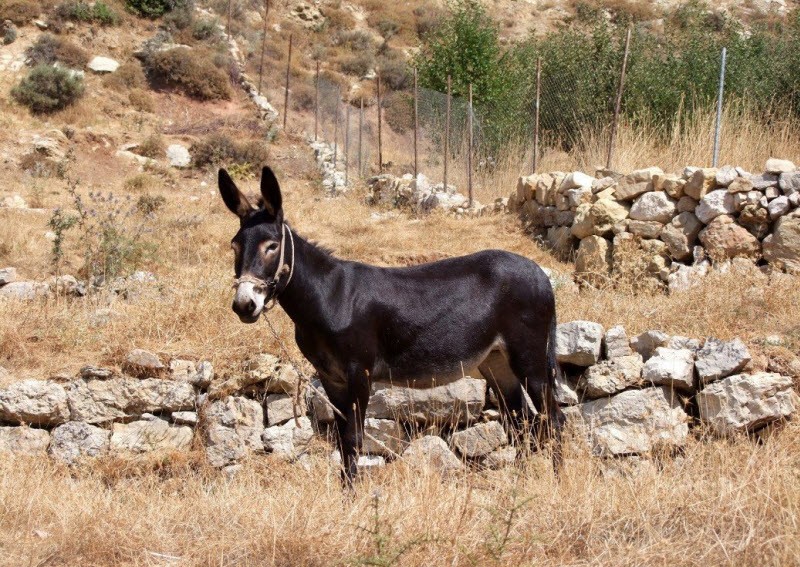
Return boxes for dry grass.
[1,424,799,566]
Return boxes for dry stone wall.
[0,326,796,472]
[512,159,800,291]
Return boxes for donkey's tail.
[546,313,561,388]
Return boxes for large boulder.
[111,419,193,454]
[49,421,110,464]
[642,348,695,391]
[568,387,689,456]
[261,416,314,459]
[575,236,612,286]
[367,377,485,426]
[402,435,464,473]
[698,215,761,261]
[697,373,795,435]
[0,426,50,456]
[578,354,644,399]
[629,192,677,223]
[556,321,604,366]
[659,212,703,261]
[166,144,191,168]
[0,380,70,426]
[87,56,120,73]
[450,421,507,458]
[762,214,800,272]
[203,396,264,467]
[66,378,195,423]
[695,338,751,384]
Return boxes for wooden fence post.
[444,74,451,191]
[283,33,293,131]
[467,83,473,208]
[345,104,350,186]
[377,73,383,173]
[257,0,270,94]
[413,68,419,180]
[358,98,364,177]
[314,60,319,141]
[333,87,339,169]
[533,57,541,174]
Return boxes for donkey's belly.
[371,337,505,388]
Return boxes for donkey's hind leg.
[478,350,536,448]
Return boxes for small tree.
[11,65,85,113]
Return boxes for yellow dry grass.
[1,425,799,566]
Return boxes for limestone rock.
[695,190,736,224]
[667,336,702,352]
[87,56,119,73]
[668,262,709,294]
[0,426,50,456]
[171,411,197,426]
[367,377,485,426]
[660,212,703,261]
[765,158,796,174]
[123,349,167,379]
[571,199,630,239]
[209,354,298,398]
[738,204,771,239]
[203,396,264,467]
[261,416,313,459]
[614,181,652,201]
[0,281,50,300]
[604,325,633,359]
[629,192,676,223]
[715,166,738,187]
[66,378,195,423]
[402,435,464,473]
[750,173,779,190]
[166,144,191,168]
[778,171,800,195]
[579,354,644,398]
[0,380,69,426]
[628,220,664,238]
[49,421,110,464]
[695,338,751,384]
[482,445,517,469]
[265,394,296,426]
[555,375,580,405]
[768,195,790,220]
[698,215,761,261]
[676,195,698,213]
[450,421,507,458]
[170,359,213,388]
[697,373,794,435]
[684,168,717,200]
[642,348,695,391]
[568,387,689,456]
[575,235,612,286]
[111,419,193,453]
[362,418,406,456]
[556,321,604,366]
[561,171,594,190]
[0,267,17,286]
[763,214,800,272]
[307,380,335,423]
[630,330,670,361]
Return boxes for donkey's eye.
[262,241,279,254]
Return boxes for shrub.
[3,24,17,45]
[413,3,444,38]
[383,92,413,134]
[145,47,231,100]
[377,50,410,91]
[191,17,219,40]
[0,0,41,25]
[52,1,120,25]
[190,133,269,169]
[11,65,85,113]
[339,52,374,77]
[124,173,156,192]
[126,0,173,18]
[102,61,147,91]
[26,34,90,69]
[128,89,155,112]
[162,0,193,30]
[137,133,165,159]
[291,80,315,112]
[136,193,166,215]
[335,29,374,52]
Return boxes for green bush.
[26,34,90,69]
[11,65,85,114]
[377,50,411,91]
[191,17,219,40]
[53,1,120,25]
[339,52,374,77]
[125,0,180,18]
[144,47,231,100]
[190,133,270,169]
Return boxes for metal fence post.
[533,57,541,174]
[444,75,451,191]
[314,60,319,142]
[333,87,339,169]
[413,68,419,180]
[467,83,473,208]
[282,33,293,131]
[377,74,383,173]
[713,47,727,168]
[358,98,363,177]
[606,26,632,171]
[345,104,350,186]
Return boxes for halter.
[232,223,295,312]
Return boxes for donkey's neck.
[277,230,342,327]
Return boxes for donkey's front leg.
[330,364,370,488]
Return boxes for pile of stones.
[1,322,796,472]
[512,159,800,291]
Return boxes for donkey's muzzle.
[232,280,266,323]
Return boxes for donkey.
[219,166,566,486]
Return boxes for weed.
[190,133,269,169]
[124,173,156,192]
[103,61,147,91]
[25,34,90,69]
[0,0,41,24]
[137,133,166,159]
[136,194,166,215]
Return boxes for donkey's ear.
[218,168,252,218]
[260,166,283,218]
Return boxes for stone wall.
[1,325,797,472]
[513,159,800,291]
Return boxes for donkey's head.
[219,166,287,323]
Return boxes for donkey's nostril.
[232,299,256,317]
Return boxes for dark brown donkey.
[219,166,565,486]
